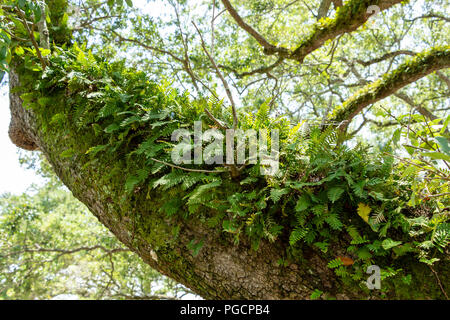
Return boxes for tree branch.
[192,21,238,130]
[317,0,333,19]
[354,50,415,67]
[291,0,404,63]
[329,47,450,129]
[220,0,290,56]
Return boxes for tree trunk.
[7,68,448,300]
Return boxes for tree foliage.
[0,155,190,300]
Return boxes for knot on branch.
[8,69,39,151]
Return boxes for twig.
[36,1,49,50]
[220,0,289,56]
[16,8,47,70]
[150,157,226,173]
[204,108,229,130]
[429,265,449,300]
[192,21,238,130]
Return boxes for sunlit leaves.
[357,203,371,223]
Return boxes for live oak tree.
[1,0,449,299]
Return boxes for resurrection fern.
[9,39,448,296]
[289,227,308,246]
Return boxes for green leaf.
[270,188,289,203]
[125,169,149,193]
[327,187,344,203]
[327,258,343,269]
[440,116,450,135]
[33,4,42,23]
[289,227,308,245]
[325,213,343,230]
[86,145,107,156]
[382,238,402,250]
[61,12,69,26]
[105,123,120,133]
[60,149,75,158]
[400,165,418,179]
[392,128,401,146]
[295,194,310,212]
[356,247,372,260]
[310,289,323,300]
[15,46,25,56]
[222,220,238,233]
[187,180,222,205]
[187,239,204,257]
[125,0,133,7]
[435,137,450,156]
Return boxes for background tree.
[0,0,448,299]
[0,154,192,300]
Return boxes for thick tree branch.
[291,0,404,63]
[318,0,333,19]
[329,47,450,128]
[221,0,404,77]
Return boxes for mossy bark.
[7,67,449,300]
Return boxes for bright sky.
[0,82,43,195]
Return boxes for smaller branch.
[149,157,226,174]
[394,92,438,121]
[2,245,130,259]
[426,192,450,198]
[204,108,229,130]
[192,21,238,130]
[354,50,415,67]
[0,27,28,42]
[220,56,285,79]
[386,153,450,181]
[73,15,120,30]
[110,30,185,63]
[436,71,450,90]
[16,8,47,70]
[36,1,49,50]
[429,265,449,300]
[112,293,179,300]
[406,14,450,23]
